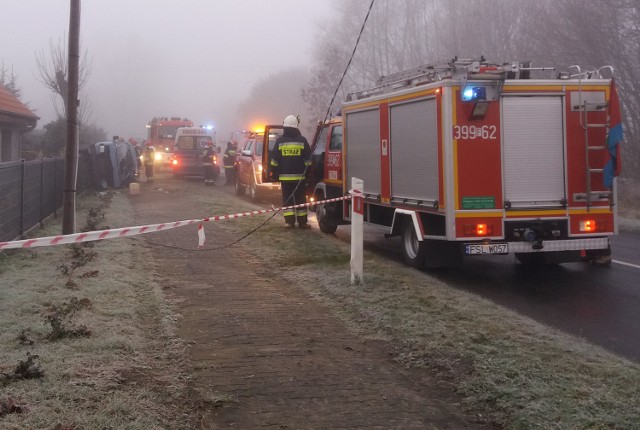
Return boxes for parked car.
[235,133,281,201]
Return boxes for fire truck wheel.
[401,222,426,269]
[316,202,338,234]
[235,176,246,196]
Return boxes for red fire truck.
[266,58,623,268]
[146,117,194,164]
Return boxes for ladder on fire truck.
[347,57,549,101]
[569,65,615,211]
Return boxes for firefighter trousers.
[280,180,307,225]
[224,166,235,184]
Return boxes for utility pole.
[62,0,81,234]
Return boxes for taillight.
[579,220,596,232]
[464,223,493,236]
[172,159,178,166]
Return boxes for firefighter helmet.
[283,114,299,129]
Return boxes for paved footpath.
[131,175,480,429]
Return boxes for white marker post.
[350,177,364,285]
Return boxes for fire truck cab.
[288,58,622,269]
[146,117,194,165]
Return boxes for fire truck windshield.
[157,126,179,139]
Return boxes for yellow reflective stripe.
[279,143,304,150]
[279,174,304,181]
[296,210,307,216]
[304,161,312,166]
[270,160,279,167]
[283,210,295,216]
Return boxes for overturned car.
[78,137,139,191]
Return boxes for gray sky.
[2,0,329,140]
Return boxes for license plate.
[465,243,509,255]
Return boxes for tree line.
[302,0,640,179]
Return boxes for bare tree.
[236,67,313,136]
[35,35,92,123]
[303,0,533,123]
[527,0,640,178]
[305,0,638,179]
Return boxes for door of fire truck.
[501,96,566,208]
[307,119,344,234]
[308,119,343,193]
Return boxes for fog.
[1,0,330,140]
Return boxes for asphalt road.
[336,224,640,363]
[216,176,640,363]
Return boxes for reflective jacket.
[143,147,155,166]
[270,128,311,181]
[223,146,236,168]
[202,147,216,166]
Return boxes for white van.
[171,127,220,178]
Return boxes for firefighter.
[202,145,216,185]
[142,144,155,181]
[270,114,311,228]
[223,141,237,185]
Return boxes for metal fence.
[0,158,65,242]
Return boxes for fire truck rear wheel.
[401,222,426,269]
[316,201,338,234]
[235,176,246,196]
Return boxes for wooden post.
[62,0,80,234]
[350,177,364,285]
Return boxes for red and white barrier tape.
[0,195,352,250]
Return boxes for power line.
[321,0,376,123]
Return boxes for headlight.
[154,152,162,161]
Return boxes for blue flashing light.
[463,88,475,100]
[462,86,487,102]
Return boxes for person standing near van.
[223,141,237,185]
[143,144,155,181]
[270,115,311,228]
[202,146,217,185]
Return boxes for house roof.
[0,84,39,123]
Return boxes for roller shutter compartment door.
[502,96,566,206]
[390,98,438,201]
[346,109,381,195]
